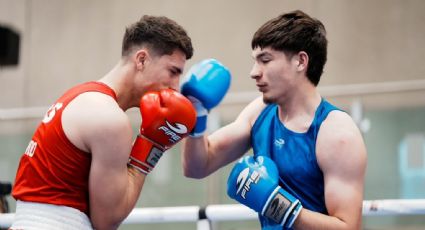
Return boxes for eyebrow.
[253,51,272,60]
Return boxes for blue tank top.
[251,98,341,229]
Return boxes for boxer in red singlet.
[11,15,195,230]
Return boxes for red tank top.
[12,81,117,215]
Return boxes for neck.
[277,81,321,132]
[98,60,136,111]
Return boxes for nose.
[170,77,180,91]
[250,63,261,80]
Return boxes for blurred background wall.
[1,0,425,229]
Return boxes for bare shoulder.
[206,96,267,168]
[316,110,367,173]
[318,110,362,147]
[63,92,133,154]
[236,96,267,127]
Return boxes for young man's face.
[136,48,186,93]
[250,47,299,104]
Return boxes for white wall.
[1,0,425,124]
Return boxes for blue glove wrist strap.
[262,187,302,227]
[190,115,207,137]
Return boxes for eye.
[169,67,181,76]
[260,58,271,64]
[257,54,272,64]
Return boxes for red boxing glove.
[128,89,196,174]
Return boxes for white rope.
[362,199,425,216]
[205,204,257,221]
[1,199,425,228]
[0,213,14,227]
[123,205,200,224]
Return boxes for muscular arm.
[88,117,144,230]
[182,97,266,178]
[294,111,367,230]
[63,93,145,230]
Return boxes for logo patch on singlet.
[274,138,285,149]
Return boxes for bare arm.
[88,120,144,230]
[294,111,367,230]
[63,93,145,230]
[182,97,266,178]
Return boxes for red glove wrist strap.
[128,135,164,174]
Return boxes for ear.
[134,49,148,70]
[296,51,309,72]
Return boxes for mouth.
[256,83,267,92]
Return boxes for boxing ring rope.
[1,199,425,228]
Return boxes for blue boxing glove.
[180,59,231,137]
[227,156,303,228]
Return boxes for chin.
[262,94,275,104]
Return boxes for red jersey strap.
[60,81,117,103]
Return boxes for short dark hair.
[252,10,327,86]
[122,15,193,59]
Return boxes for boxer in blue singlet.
[181,10,367,230]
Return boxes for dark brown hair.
[252,10,327,86]
[122,15,193,59]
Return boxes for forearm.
[182,136,210,178]
[294,208,360,230]
[122,167,146,214]
[90,168,145,229]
